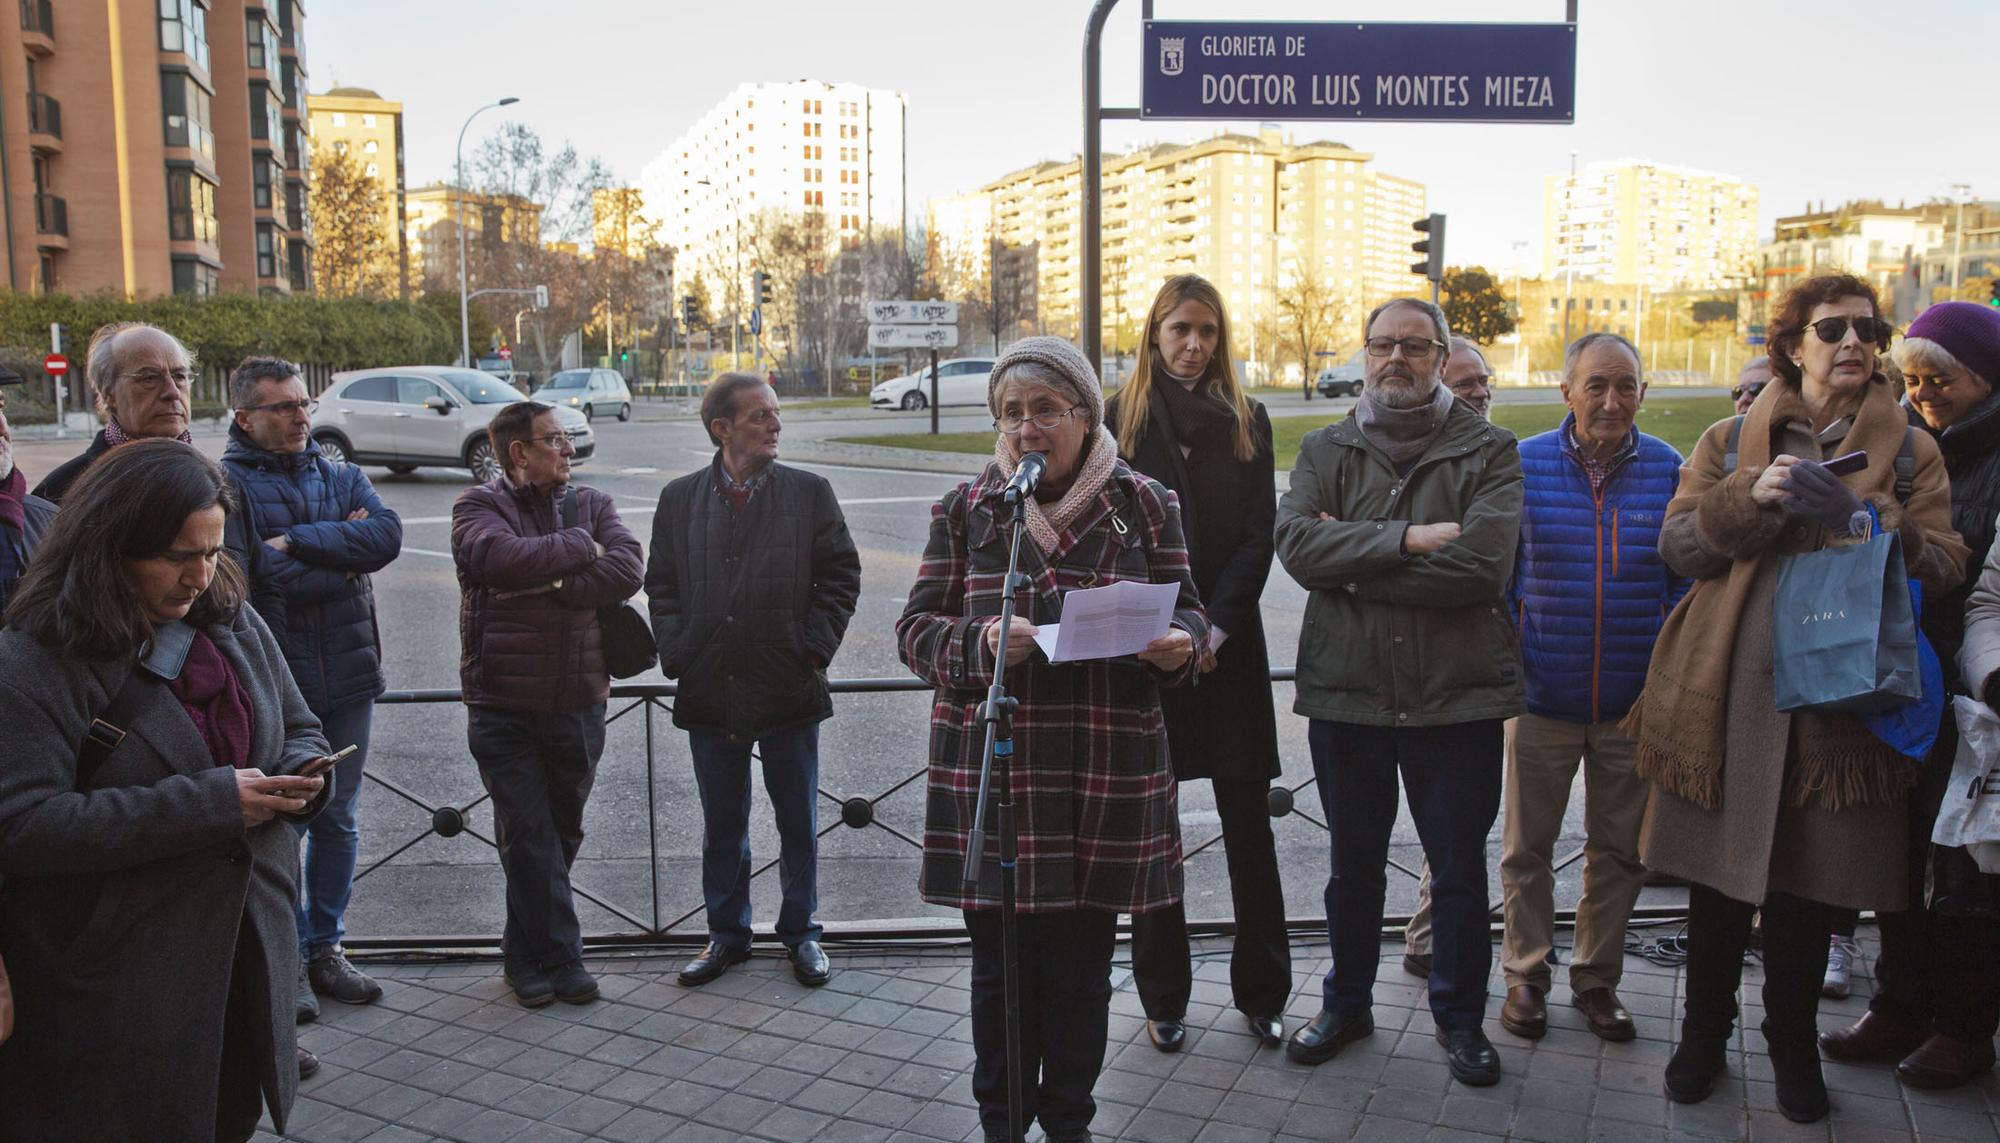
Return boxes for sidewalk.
[263,929,1997,1142]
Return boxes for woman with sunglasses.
[1822,300,2000,1088]
[1632,274,1967,1122]
[1100,274,1289,1054]
[898,337,1207,1143]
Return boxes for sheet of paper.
[1030,579,1181,663]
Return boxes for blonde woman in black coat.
[1106,273,1288,1051]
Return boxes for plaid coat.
[898,459,1209,914]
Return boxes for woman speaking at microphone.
[897,336,1209,1143]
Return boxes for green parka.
[1274,399,1526,727]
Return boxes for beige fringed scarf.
[991,425,1120,557]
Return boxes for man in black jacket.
[32,323,196,504]
[0,380,55,611]
[647,374,860,988]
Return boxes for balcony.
[18,0,52,53]
[34,193,67,246]
[25,92,59,149]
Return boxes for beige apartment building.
[0,0,310,297]
[931,129,1429,352]
[1542,159,1760,291]
[404,183,542,289]
[307,86,405,294]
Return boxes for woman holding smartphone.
[1105,274,1289,1051]
[0,440,333,1142]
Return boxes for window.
[159,0,209,71]
[362,139,379,154]
[341,376,396,403]
[330,112,346,127]
[396,377,446,405]
[362,113,377,128]
[365,163,379,178]
[165,167,218,244]
[246,12,275,70]
[38,253,57,292]
[171,257,218,297]
[252,155,272,209]
[256,223,277,278]
[160,73,215,162]
[250,82,282,144]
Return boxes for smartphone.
[292,743,356,779]
[1822,450,1868,477]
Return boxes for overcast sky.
[315,0,1999,271]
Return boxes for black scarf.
[1153,372,1237,452]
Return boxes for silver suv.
[310,366,594,482]
[533,368,634,422]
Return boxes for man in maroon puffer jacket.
[451,401,644,1008]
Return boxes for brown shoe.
[1572,987,1637,1042]
[1817,1010,1928,1062]
[1896,1032,1997,1090]
[1500,984,1547,1039]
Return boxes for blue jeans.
[294,699,374,955]
[688,722,822,950]
[1309,718,1503,1031]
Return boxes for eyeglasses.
[125,367,194,391]
[1730,382,1768,402]
[994,404,1087,434]
[1365,337,1447,360]
[1800,316,1893,347]
[1448,374,1494,393]
[528,432,572,449]
[239,398,318,416]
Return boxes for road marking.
[617,466,660,474]
[841,495,946,505]
[400,546,454,559]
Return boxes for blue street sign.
[1142,21,1576,123]
[1747,334,1767,346]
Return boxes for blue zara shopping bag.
[1772,523,1923,716]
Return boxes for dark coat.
[221,426,403,713]
[898,456,1209,914]
[0,485,53,611]
[0,608,331,1140]
[646,456,862,741]
[1106,388,1278,781]
[1909,395,2000,693]
[28,429,112,504]
[452,478,645,713]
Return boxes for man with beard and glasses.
[1275,298,1524,1086]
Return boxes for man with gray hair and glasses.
[1444,337,1495,418]
[33,322,198,504]
[1275,297,1524,1086]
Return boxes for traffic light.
[1410,213,1446,282]
[681,295,698,329]
[1989,277,2000,308]
[756,272,773,306]
[50,321,72,354]
[618,349,630,363]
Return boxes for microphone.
[1001,452,1047,504]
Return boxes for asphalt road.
[11,409,1671,948]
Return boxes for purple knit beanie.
[1904,302,2000,388]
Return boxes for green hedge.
[0,290,456,374]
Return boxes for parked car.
[870,357,997,410]
[532,368,634,422]
[1316,350,1366,398]
[310,366,593,482]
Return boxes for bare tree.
[1274,255,1353,397]
[310,143,395,298]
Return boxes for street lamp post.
[457,97,520,367]
[1951,183,1973,293]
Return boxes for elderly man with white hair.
[32,322,197,504]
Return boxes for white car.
[311,366,593,482]
[870,357,997,410]
[532,368,635,422]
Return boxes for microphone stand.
[964,480,1033,1143]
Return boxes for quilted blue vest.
[1512,417,1688,723]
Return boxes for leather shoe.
[548,960,599,1004]
[789,940,832,987]
[1244,1013,1283,1046]
[677,941,751,987]
[1145,1018,1185,1052]
[504,959,555,1008]
[1285,1008,1374,1065]
[1499,984,1547,1039]
[1896,1032,1997,1090]
[1402,952,1432,979]
[1435,1026,1501,1086]
[297,1046,319,1080]
[1818,1009,1928,1062]
[1572,986,1636,1042]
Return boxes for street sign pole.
[930,348,940,435]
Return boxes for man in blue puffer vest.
[1496,332,1689,1046]
[222,357,403,1024]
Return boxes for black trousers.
[1684,883,1834,1047]
[1130,777,1291,1019]
[215,929,268,1143]
[467,702,607,968]
[1870,715,2000,1041]
[964,908,1115,1136]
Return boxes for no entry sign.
[43,353,69,376]
[1142,20,1576,123]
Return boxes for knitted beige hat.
[986,336,1106,431]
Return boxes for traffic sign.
[867,300,958,325]
[1141,20,1576,123]
[869,324,959,350]
[1747,335,1767,347]
[498,347,513,360]
[43,353,68,376]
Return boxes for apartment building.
[1542,160,1760,291]
[0,0,309,296]
[404,183,542,289]
[307,86,406,295]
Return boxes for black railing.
[18,0,51,37]
[34,193,65,237]
[343,672,1637,952]
[26,91,59,139]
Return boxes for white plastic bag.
[1940,697,2000,872]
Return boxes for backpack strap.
[1894,427,1916,504]
[75,670,157,791]
[1721,414,1746,477]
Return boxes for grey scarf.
[1355,382,1454,467]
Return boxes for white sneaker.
[1822,935,1860,998]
